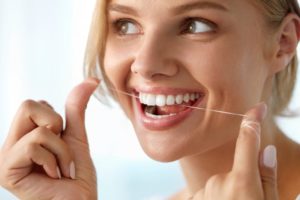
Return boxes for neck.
[179,115,279,196]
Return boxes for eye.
[114,19,140,35]
[182,18,215,34]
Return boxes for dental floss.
[183,105,247,118]
[105,87,248,118]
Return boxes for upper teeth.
[139,92,200,106]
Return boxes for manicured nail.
[70,161,76,179]
[259,102,268,121]
[87,77,100,85]
[296,194,300,200]
[56,166,62,179]
[263,145,277,168]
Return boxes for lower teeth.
[144,105,177,118]
[145,112,177,119]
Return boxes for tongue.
[156,102,192,115]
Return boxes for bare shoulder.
[286,150,300,199]
[168,188,189,200]
[278,138,300,199]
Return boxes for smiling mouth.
[138,92,204,119]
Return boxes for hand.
[191,103,278,200]
[0,78,99,200]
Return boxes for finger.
[259,145,279,200]
[31,144,61,179]
[4,100,63,149]
[64,78,99,142]
[232,102,267,175]
[38,100,54,110]
[12,127,73,179]
[6,143,61,180]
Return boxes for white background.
[0,0,299,199]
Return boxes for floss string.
[106,87,248,118]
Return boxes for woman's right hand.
[0,78,99,200]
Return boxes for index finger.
[3,100,63,150]
[232,102,267,175]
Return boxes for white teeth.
[183,93,189,103]
[166,95,175,105]
[156,95,166,107]
[139,93,144,103]
[146,94,156,106]
[139,93,147,103]
[191,93,195,101]
[175,94,183,104]
[139,92,201,106]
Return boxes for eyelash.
[111,17,217,36]
[181,17,217,34]
[112,18,140,36]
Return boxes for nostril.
[131,55,179,79]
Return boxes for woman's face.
[104,0,271,161]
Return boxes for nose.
[131,33,179,80]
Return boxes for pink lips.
[132,87,205,131]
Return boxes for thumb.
[232,102,267,175]
[64,78,100,142]
[260,145,279,200]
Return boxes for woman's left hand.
[192,103,279,200]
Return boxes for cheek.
[179,38,266,110]
[103,39,139,117]
[103,38,137,88]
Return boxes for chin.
[131,120,240,163]
[141,142,186,163]
[132,126,196,162]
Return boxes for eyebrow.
[172,1,228,15]
[108,4,138,16]
[108,1,228,16]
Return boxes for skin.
[104,0,268,161]
[0,79,99,200]
[104,0,300,199]
[0,0,299,199]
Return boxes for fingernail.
[263,145,277,168]
[296,194,300,200]
[56,166,62,179]
[259,102,268,121]
[87,77,100,85]
[70,161,76,180]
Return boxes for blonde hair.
[257,0,300,116]
[84,0,112,104]
[84,0,300,114]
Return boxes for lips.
[132,87,205,130]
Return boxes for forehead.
[107,0,259,18]
[108,0,236,11]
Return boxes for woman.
[0,0,300,199]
